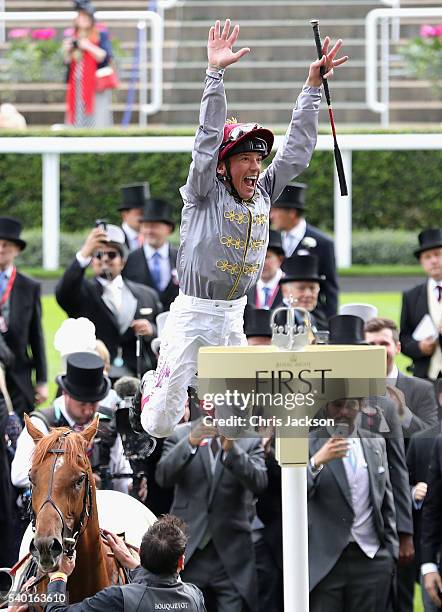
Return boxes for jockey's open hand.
[207,19,250,70]
[306,36,348,87]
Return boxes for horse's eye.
[74,475,86,488]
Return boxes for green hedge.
[0,149,441,232]
[15,228,419,267]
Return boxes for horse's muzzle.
[30,536,63,572]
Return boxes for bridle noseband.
[30,431,93,558]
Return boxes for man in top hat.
[11,352,130,493]
[327,314,415,576]
[247,230,285,311]
[244,306,272,345]
[400,228,442,381]
[56,224,162,379]
[277,253,325,330]
[136,19,347,438]
[123,198,179,311]
[0,216,47,417]
[119,182,150,252]
[270,182,339,321]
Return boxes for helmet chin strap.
[218,159,256,203]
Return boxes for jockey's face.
[64,393,99,426]
[218,152,262,201]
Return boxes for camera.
[95,218,108,232]
[72,40,78,50]
[115,395,157,460]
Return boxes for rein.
[30,431,93,558]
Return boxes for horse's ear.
[24,414,45,443]
[81,414,100,445]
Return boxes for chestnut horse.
[24,415,121,602]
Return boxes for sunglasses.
[94,251,119,260]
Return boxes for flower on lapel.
[301,236,317,249]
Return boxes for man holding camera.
[56,224,162,378]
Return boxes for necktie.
[73,423,85,432]
[151,252,162,290]
[262,286,271,308]
[437,285,442,303]
[0,272,7,297]
[348,441,357,473]
[210,437,219,459]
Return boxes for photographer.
[12,516,206,612]
[55,224,162,380]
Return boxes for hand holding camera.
[79,223,108,259]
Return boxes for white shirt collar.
[287,217,307,242]
[429,278,442,291]
[54,395,76,429]
[387,363,399,382]
[143,242,170,260]
[0,264,14,278]
[122,222,138,240]
[96,273,124,289]
[257,268,283,291]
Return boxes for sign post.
[198,344,386,612]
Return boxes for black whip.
[310,19,348,197]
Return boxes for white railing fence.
[0,133,441,270]
[366,7,442,126]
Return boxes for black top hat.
[0,217,26,250]
[272,182,307,210]
[118,183,150,212]
[328,315,368,345]
[280,254,324,284]
[56,352,111,402]
[414,228,442,258]
[141,199,175,230]
[244,306,272,338]
[267,229,285,256]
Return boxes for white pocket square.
[377,466,385,474]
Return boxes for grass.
[29,264,423,280]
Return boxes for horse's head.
[25,415,99,573]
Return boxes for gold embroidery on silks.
[224,210,248,224]
[249,238,266,251]
[220,235,246,250]
[253,214,268,226]
[216,260,259,276]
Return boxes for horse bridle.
[29,431,93,558]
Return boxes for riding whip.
[310,19,348,196]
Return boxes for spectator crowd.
[0,16,441,612]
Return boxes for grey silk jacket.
[178,69,321,301]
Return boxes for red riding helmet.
[218,122,274,162]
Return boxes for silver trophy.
[270,296,314,350]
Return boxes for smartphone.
[333,422,350,438]
[95,219,108,232]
